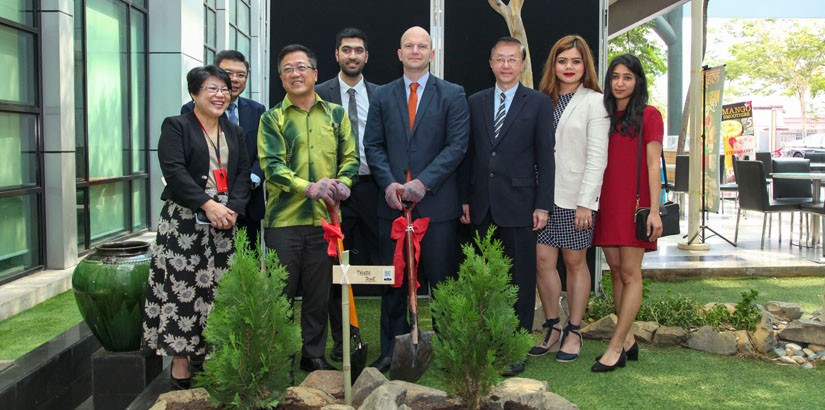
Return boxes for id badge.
[214,168,229,193]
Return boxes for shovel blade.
[390,331,434,382]
[350,333,368,382]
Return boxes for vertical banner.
[702,66,725,212]
[722,101,755,183]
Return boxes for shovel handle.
[404,206,420,345]
[326,201,360,328]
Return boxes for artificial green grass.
[0,291,83,360]
[3,278,825,409]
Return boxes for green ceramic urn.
[72,241,151,351]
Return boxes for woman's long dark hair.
[603,54,648,137]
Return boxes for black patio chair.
[735,160,801,249]
[720,154,738,213]
[771,158,814,245]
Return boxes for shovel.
[325,202,368,382]
[390,199,434,382]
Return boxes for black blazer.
[364,75,470,222]
[158,112,250,214]
[315,76,378,105]
[182,97,267,220]
[459,84,556,227]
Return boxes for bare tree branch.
[487,0,533,88]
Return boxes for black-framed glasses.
[280,65,315,75]
[200,85,231,95]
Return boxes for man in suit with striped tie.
[458,36,555,376]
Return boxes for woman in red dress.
[591,54,663,372]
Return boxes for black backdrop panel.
[444,0,600,96]
[269,0,429,106]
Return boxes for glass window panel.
[131,0,146,8]
[131,10,146,173]
[239,1,250,33]
[0,25,36,106]
[132,179,146,230]
[238,35,250,99]
[206,0,215,9]
[74,0,87,181]
[206,8,215,47]
[0,194,40,278]
[0,112,37,189]
[89,181,127,243]
[0,0,34,26]
[76,188,88,250]
[204,47,214,66]
[230,0,237,26]
[85,0,129,180]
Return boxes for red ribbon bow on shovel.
[390,214,429,289]
[321,217,345,258]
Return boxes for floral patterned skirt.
[142,195,234,357]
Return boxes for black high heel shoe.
[591,348,626,372]
[626,342,639,361]
[555,323,582,363]
[528,317,562,357]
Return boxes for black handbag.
[633,121,680,242]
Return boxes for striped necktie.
[494,92,506,139]
[227,102,239,125]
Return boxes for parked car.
[781,133,825,158]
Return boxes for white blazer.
[553,84,610,211]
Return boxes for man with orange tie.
[363,26,470,373]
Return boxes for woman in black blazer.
[142,65,250,389]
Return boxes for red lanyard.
[195,115,223,166]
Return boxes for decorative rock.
[777,356,797,365]
[581,314,616,340]
[773,347,786,357]
[485,377,577,410]
[779,319,825,345]
[281,387,337,409]
[704,302,737,314]
[359,382,407,410]
[633,321,658,343]
[322,406,354,410]
[766,301,803,321]
[808,354,817,361]
[802,362,814,369]
[685,326,737,356]
[794,350,805,357]
[803,348,815,356]
[388,380,451,409]
[299,370,344,400]
[149,388,212,410]
[734,330,755,357]
[352,367,388,407]
[817,350,825,358]
[752,312,778,354]
[791,355,807,364]
[399,405,413,410]
[653,326,688,346]
[808,344,825,352]
[784,342,802,351]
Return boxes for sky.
[700,0,825,18]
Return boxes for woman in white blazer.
[528,35,609,362]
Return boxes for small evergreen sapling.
[430,228,532,410]
[196,229,301,409]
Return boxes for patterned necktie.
[347,88,359,138]
[227,102,239,125]
[408,82,419,133]
[494,92,506,139]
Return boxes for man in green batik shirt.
[258,44,358,372]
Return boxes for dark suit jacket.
[315,76,378,105]
[364,75,470,222]
[158,112,250,214]
[182,96,267,219]
[459,84,555,227]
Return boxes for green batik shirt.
[258,94,359,227]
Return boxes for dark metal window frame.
[75,0,149,254]
[0,0,45,285]
[228,0,252,94]
[204,0,217,63]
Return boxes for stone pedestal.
[92,350,162,410]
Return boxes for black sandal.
[555,322,582,362]
[528,317,561,357]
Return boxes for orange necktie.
[408,82,419,133]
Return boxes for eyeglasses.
[224,71,248,80]
[492,58,522,66]
[200,85,231,95]
[280,65,315,75]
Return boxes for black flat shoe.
[171,376,192,390]
[555,322,582,363]
[591,349,626,373]
[330,341,343,361]
[369,356,392,373]
[300,356,336,372]
[501,361,525,377]
[627,342,639,361]
[528,317,561,357]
